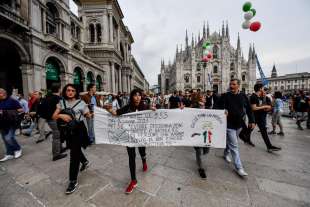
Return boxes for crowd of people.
[0,78,309,195]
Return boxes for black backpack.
[57,99,82,133]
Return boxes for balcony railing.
[0,5,27,27]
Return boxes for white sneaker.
[14,150,22,159]
[224,155,232,163]
[236,168,248,177]
[0,155,14,162]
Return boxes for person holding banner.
[106,89,156,194]
[215,79,255,177]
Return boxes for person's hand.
[248,123,256,129]
[264,105,272,110]
[180,105,185,110]
[150,106,156,111]
[60,114,72,122]
[224,110,228,116]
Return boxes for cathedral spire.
[252,43,256,60]
[248,44,252,62]
[226,21,229,39]
[222,21,225,37]
[176,44,178,54]
[207,21,210,38]
[185,29,189,48]
[203,21,206,39]
[237,33,241,51]
[198,31,200,42]
[191,33,194,48]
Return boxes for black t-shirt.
[116,104,148,116]
[215,92,254,129]
[181,97,192,107]
[41,94,61,120]
[169,95,180,109]
[250,93,271,119]
[294,96,309,112]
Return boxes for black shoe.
[247,141,255,147]
[45,132,52,139]
[198,168,207,180]
[52,153,67,161]
[277,132,285,136]
[23,133,31,137]
[36,139,44,144]
[297,121,303,130]
[60,147,68,154]
[65,181,78,194]
[80,161,90,172]
[268,131,276,135]
[267,146,282,153]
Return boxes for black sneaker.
[45,132,52,139]
[247,141,255,147]
[66,181,78,194]
[35,139,44,144]
[268,131,276,135]
[80,161,90,172]
[267,146,282,153]
[277,132,285,136]
[52,153,67,161]
[198,168,207,180]
[297,121,304,130]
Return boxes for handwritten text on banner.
[94,107,227,148]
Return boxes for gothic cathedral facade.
[160,22,257,95]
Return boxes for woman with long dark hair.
[52,84,91,194]
[107,89,155,194]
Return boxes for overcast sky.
[70,0,310,85]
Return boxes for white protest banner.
[94,107,227,148]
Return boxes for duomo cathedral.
[159,22,257,94]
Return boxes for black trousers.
[69,138,88,182]
[127,147,146,181]
[256,116,273,149]
[194,147,209,169]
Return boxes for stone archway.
[45,56,65,90]
[96,75,103,91]
[73,67,85,92]
[0,36,30,95]
[86,71,95,86]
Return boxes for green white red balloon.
[242,2,252,12]
[244,11,253,20]
[250,21,261,32]
[242,20,251,29]
[241,2,261,32]
[201,41,213,62]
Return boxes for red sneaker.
[125,180,137,194]
[142,161,148,172]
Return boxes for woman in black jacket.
[107,89,155,194]
[52,84,91,194]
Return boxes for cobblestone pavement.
[0,117,310,207]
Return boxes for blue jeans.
[1,127,21,156]
[224,128,243,170]
[86,117,95,143]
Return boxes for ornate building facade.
[159,22,257,95]
[261,65,310,93]
[0,0,149,96]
